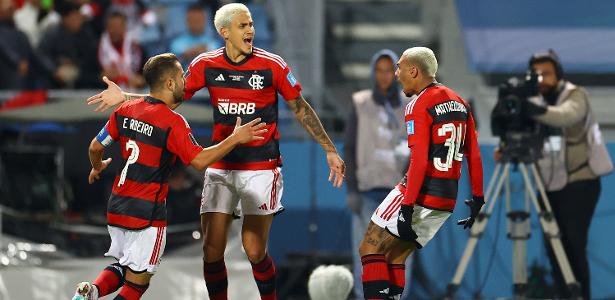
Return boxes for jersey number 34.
[434,123,466,172]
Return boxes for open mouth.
[243,37,253,47]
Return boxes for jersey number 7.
[118,140,140,186]
[434,123,466,172]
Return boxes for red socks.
[388,264,406,298]
[361,254,390,299]
[251,254,276,300]
[93,263,125,297]
[114,281,148,300]
[204,259,228,300]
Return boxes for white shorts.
[200,167,284,215]
[105,226,166,273]
[371,187,451,248]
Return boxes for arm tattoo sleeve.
[288,96,337,153]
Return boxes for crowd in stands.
[0,0,271,91]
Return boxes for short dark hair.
[106,10,127,22]
[187,3,206,13]
[529,49,564,79]
[142,53,180,91]
[56,1,81,17]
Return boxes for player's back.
[106,97,185,229]
[423,85,471,178]
[404,84,479,211]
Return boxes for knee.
[203,243,225,262]
[244,245,267,263]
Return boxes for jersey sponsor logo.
[248,74,265,90]
[205,68,272,90]
[286,72,297,87]
[406,120,415,135]
[218,100,256,115]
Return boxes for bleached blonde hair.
[213,3,251,35]
[402,47,438,77]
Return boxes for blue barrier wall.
[270,141,615,299]
[456,0,615,73]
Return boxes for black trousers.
[542,178,601,300]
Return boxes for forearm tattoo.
[289,97,336,153]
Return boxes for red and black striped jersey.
[399,83,483,212]
[183,47,302,170]
[101,97,203,229]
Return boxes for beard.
[540,85,560,105]
[173,88,184,104]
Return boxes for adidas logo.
[399,212,405,223]
[215,74,225,81]
[379,287,389,294]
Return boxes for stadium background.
[1,0,615,299]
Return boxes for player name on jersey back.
[121,117,154,137]
[432,100,468,116]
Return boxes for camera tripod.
[445,159,581,299]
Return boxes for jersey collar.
[223,47,253,66]
[145,96,165,105]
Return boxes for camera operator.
[523,50,613,299]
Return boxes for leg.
[113,269,152,300]
[547,179,600,300]
[242,214,276,300]
[201,212,233,300]
[385,241,416,300]
[352,192,382,299]
[93,262,126,297]
[359,221,407,300]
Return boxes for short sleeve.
[275,65,302,101]
[183,56,207,100]
[166,114,204,165]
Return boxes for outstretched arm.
[86,76,146,111]
[190,118,267,171]
[287,95,345,187]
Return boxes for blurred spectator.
[37,1,100,88]
[14,0,60,47]
[102,0,152,37]
[170,4,220,66]
[344,49,412,299]
[98,11,144,89]
[0,0,32,89]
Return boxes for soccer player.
[358,47,484,299]
[86,3,345,299]
[72,53,267,300]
